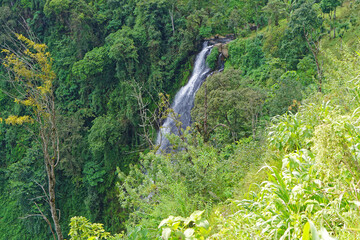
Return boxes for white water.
[156,42,213,152]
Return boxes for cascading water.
[156,42,213,152]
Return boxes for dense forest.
[1,0,360,239]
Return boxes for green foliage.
[227,9,247,36]
[228,38,246,68]
[263,22,287,57]
[266,71,303,116]
[192,68,266,141]
[3,0,360,239]
[125,225,150,240]
[228,35,265,74]
[199,26,213,38]
[211,148,360,239]
[289,2,323,37]
[206,47,219,70]
[320,0,342,14]
[88,115,123,155]
[158,210,211,240]
[297,55,317,86]
[72,46,110,80]
[262,0,287,26]
[205,40,360,239]
[268,112,312,153]
[83,161,106,187]
[117,129,247,236]
[44,0,70,16]
[107,29,138,62]
[69,216,123,240]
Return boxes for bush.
[206,47,219,70]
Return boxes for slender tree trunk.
[42,127,63,240]
[40,94,63,240]
[252,115,256,139]
[333,8,336,38]
[304,32,322,92]
[224,114,236,141]
[48,163,63,240]
[2,32,64,240]
[255,5,259,34]
[204,81,208,142]
[169,4,175,35]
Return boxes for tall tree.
[320,0,343,38]
[1,33,63,240]
[244,0,268,31]
[262,0,287,26]
[289,2,323,91]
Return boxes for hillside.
[1,0,360,239]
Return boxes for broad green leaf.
[319,227,337,240]
[162,228,171,240]
[174,231,186,239]
[196,220,210,229]
[172,221,181,230]
[302,222,310,240]
[159,216,174,228]
[184,228,195,238]
[185,210,204,226]
[309,220,320,240]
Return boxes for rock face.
[205,34,235,45]
[214,43,229,58]
[204,34,234,59]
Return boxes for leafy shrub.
[117,130,246,236]
[158,210,211,240]
[199,26,213,38]
[268,112,313,153]
[69,216,123,240]
[206,47,219,70]
[210,150,360,239]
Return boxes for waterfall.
[156,42,213,152]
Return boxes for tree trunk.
[169,5,175,35]
[2,32,64,240]
[42,128,63,240]
[204,81,208,142]
[48,163,63,240]
[252,114,256,139]
[333,8,336,38]
[304,32,322,92]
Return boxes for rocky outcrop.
[203,35,234,71]
[214,43,229,58]
[205,34,235,45]
[204,34,233,58]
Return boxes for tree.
[289,2,324,91]
[1,33,63,240]
[320,0,343,38]
[283,0,298,21]
[262,0,287,26]
[228,8,246,36]
[244,0,268,31]
[192,69,266,141]
[320,0,342,19]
